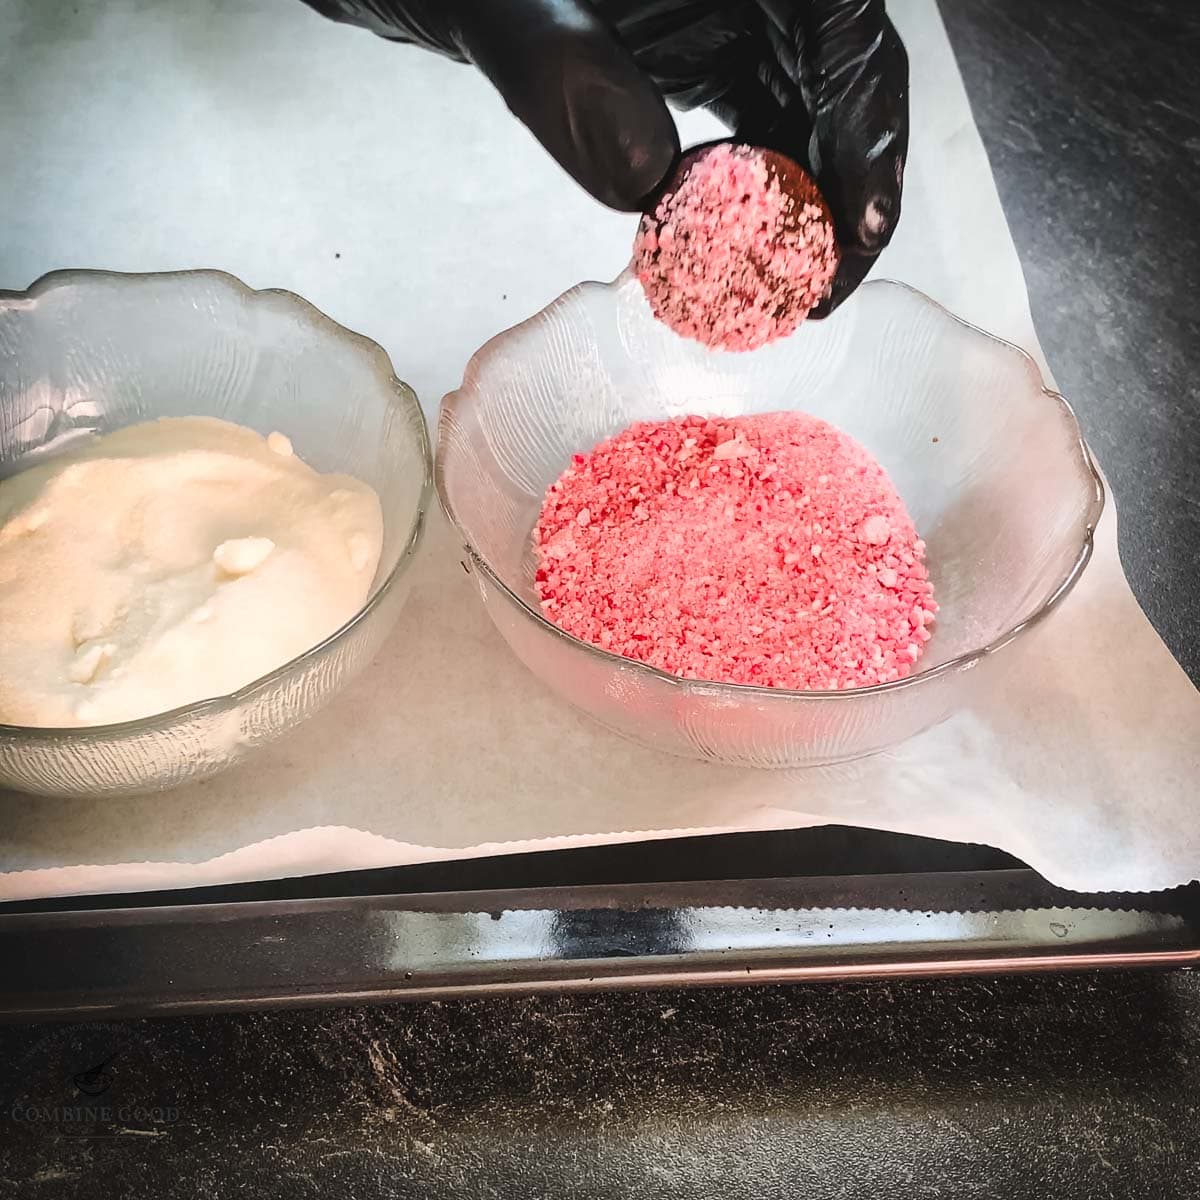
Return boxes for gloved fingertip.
[456,2,678,212]
[808,249,877,319]
[855,190,899,254]
[578,86,679,211]
[808,291,840,320]
[584,78,679,211]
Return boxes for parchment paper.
[0,0,1196,900]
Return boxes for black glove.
[301,0,908,315]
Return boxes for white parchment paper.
[0,0,1196,899]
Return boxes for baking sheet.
[0,0,1197,900]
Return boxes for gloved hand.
[300,0,908,315]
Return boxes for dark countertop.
[942,0,1200,680]
[3,974,1200,1197]
[2,2,1198,1197]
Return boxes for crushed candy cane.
[534,412,937,690]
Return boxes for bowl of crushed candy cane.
[437,274,1103,767]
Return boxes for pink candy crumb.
[534,412,937,691]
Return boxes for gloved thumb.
[453,0,679,211]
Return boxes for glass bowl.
[438,273,1104,768]
[0,269,431,797]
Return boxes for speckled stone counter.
[942,0,1199,681]
[3,974,1200,1197]
[1,2,1198,1197]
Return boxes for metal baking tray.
[1,827,1196,1020]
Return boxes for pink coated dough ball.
[634,144,840,352]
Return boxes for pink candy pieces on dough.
[633,144,839,352]
[534,413,937,691]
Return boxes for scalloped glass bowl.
[0,270,431,797]
[439,273,1104,768]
